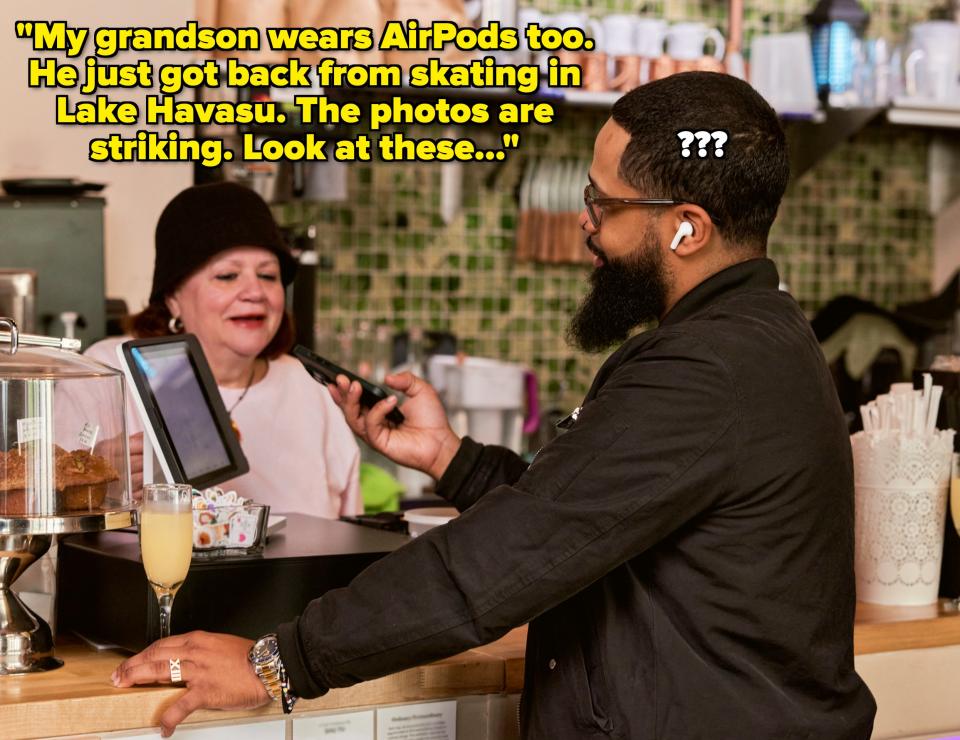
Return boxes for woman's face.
[166,247,285,360]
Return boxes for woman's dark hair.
[610,71,789,253]
[125,302,295,360]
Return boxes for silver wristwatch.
[248,633,298,713]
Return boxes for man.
[114,72,876,738]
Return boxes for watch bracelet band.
[250,635,298,714]
[276,656,298,714]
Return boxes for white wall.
[0,0,194,313]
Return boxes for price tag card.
[78,422,100,449]
[376,701,456,740]
[293,710,374,739]
[16,417,46,445]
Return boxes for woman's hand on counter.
[111,631,269,737]
[329,371,461,480]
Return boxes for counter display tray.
[56,513,410,652]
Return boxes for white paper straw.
[913,390,924,435]
[926,385,943,434]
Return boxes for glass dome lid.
[0,319,132,519]
[1,345,122,378]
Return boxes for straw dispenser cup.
[853,379,955,605]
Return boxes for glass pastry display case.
[0,317,135,673]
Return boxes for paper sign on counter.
[376,701,456,740]
[293,710,374,738]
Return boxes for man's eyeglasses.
[582,184,722,229]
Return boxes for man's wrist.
[427,433,462,480]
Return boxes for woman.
[86,182,362,519]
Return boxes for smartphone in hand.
[292,345,405,425]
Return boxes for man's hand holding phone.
[329,372,461,481]
[293,346,405,425]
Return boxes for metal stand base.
[0,510,135,674]
[0,533,62,674]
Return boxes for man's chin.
[565,311,635,354]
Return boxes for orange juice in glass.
[140,483,193,639]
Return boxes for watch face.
[251,634,279,664]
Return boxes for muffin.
[0,445,120,514]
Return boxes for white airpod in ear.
[669,221,694,251]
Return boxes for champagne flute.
[950,454,960,612]
[140,483,193,639]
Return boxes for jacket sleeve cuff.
[434,436,484,502]
[278,617,329,700]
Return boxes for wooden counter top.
[2,602,959,739]
[0,628,527,740]
[855,598,960,655]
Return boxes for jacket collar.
[659,258,780,328]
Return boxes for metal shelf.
[888,99,960,129]
[785,106,886,180]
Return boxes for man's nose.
[579,209,596,233]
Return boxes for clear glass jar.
[0,345,130,517]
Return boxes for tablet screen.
[121,336,247,488]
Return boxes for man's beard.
[566,228,669,353]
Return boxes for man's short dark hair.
[611,72,789,253]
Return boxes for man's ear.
[667,205,713,256]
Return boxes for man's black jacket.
[279,258,877,738]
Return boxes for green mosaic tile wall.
[281,1,942,415]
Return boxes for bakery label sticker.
[78,422,100,449]
[293,710,374,739]
[376,701,456,740]
[17,417,47,445]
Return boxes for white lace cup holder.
[192,504,270,557]
[851,430,955,488]
[851,430,955,605]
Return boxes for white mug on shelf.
[544,12,602,76]
[595,14,643,91]
[666,22,726,62]
[517,7,545,67]
[635,19,667,84]
[549,11,603,51]
[596,14,638,57]
[903,21,960,102]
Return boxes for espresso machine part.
[0,270,36,334]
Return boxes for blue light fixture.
[807,0,870,104]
